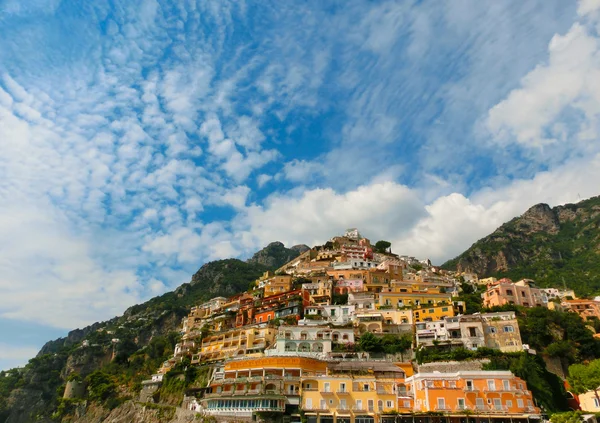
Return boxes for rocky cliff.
[247,241,309,269]
[442,196,600,294]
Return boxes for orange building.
[407,370,539,416]
[482,279,547,308]
[264,275,294,296]
[561,299,600,321]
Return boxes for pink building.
[335,278,364,294]
[482,279,547,308]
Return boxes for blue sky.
[1,0,600,370]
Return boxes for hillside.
[442,196,600,295]
[1,256,271,422]
[246,241,309,269]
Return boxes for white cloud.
[486,16,600,150]
[235,181,425,249]
[394,153,600,264]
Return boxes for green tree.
[568,359,600,405]
[374,240,392,254]
[359,332,382,353]
[550,411,583,423]
[86,370,117,403]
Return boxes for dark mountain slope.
[442,196,600,295]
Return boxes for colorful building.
[481,279,547,308]
[264,275,294,296]
[194,325,277,363]
[301,361,408,423]
[407,370,540,416]
[561,299,600,321]
[203,356,327,418]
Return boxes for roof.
[329,361,405,374]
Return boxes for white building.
[268,325,355,356]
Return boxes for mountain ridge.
[442,195,600,295]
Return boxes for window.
[469,327,477,337]
[503,325,514,333]
[363,383,369,391]
[503,380,510,391]
[528,400,533,407]
[457,398,465,410]
[324,382,330,393]
[466,380,474,391]
[437,398,446,410]
[493,399,502,410]
[488,327,497,334]
[340,399,347,410]
[506,290,514,296]
[368,400,374,411]
[487,380,496,391]
[476,398,484,410]
[343,308,349,315]
[331,309,336,316]
[387,401,393,408]
[305,398,313,409]
[356,400,363,410]
[403,400,410,408]
[517,399,524,408]
[339,383,346,392]
[442,307,449,312]
[320,400,327,410]
[378,400,383,411]
[594,398,600,408]
[506,400,513,408]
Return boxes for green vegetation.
[550,411,583,423]
[374,240,392,254]
[358,332,412,355]
[443,196,600,295]
[456,281,483,314]
[567,359,600,400]
[128,259,268,317]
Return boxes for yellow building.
[412,304,455,323]
[578,390,600,412]
[193,325,277,363]
[301,361,409,423]
[303,280,333,305]
[379,287,452,310]
[264,275,294,296]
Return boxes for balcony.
[320,389,335,395]
[304,406,330,413]
[435,406,451,411]
[337,389,351,395]
[337,407,351,414]
[352,406,368,413]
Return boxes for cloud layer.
[0,0,599,369]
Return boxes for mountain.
[246,241,309,269]
[1,256,271,422]
[442,195,600,295]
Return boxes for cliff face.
[246,241,309,269]
[62,401,198,423]
[442,196,600,294]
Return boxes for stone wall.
[417,359,490,373]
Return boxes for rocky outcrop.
[63,401,199,423]
[247,241,309,269]
[442,195,600,294]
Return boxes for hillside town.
[118,229,600,423]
